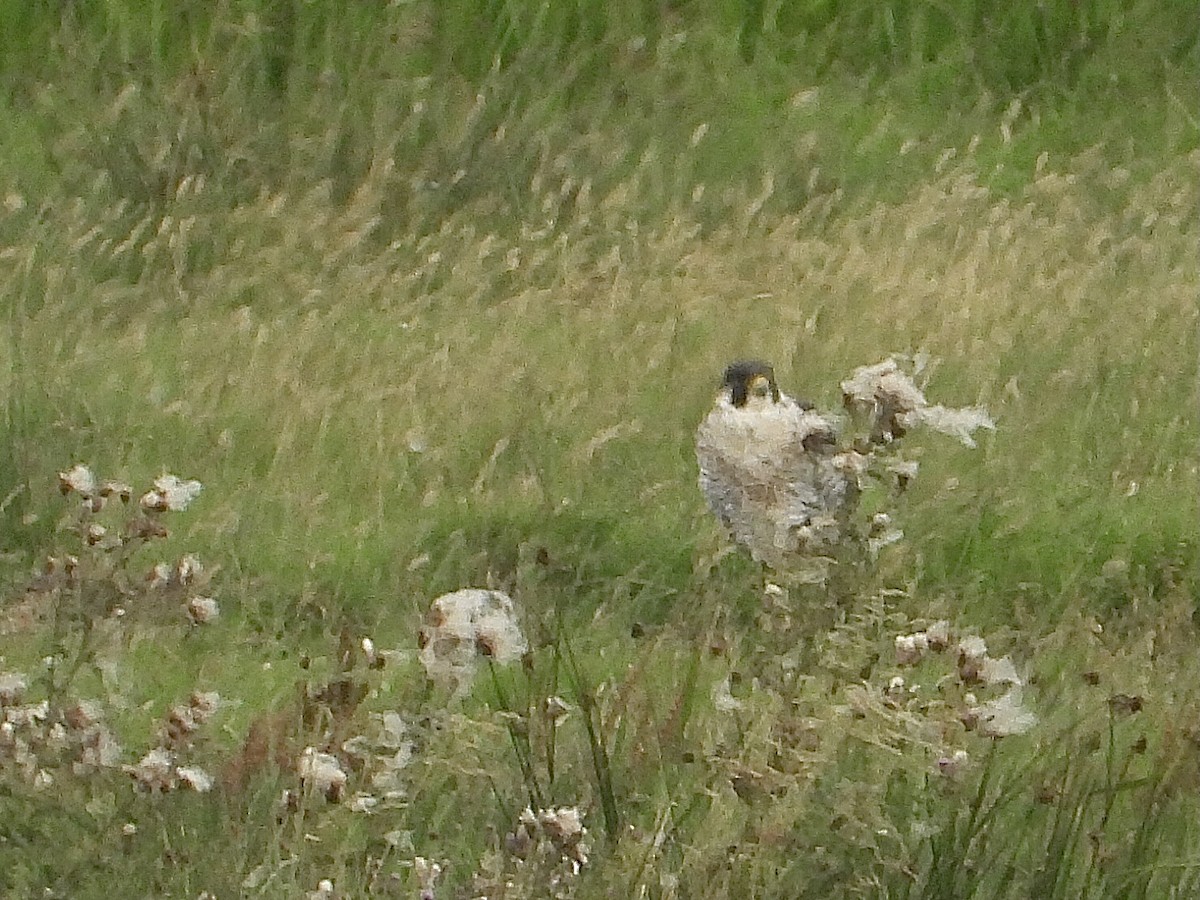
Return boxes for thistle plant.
[38,466,210,698]
[834,355,995,566]
[0,465,218,795]
[468,804,589,898]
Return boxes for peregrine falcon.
[695,360,861,572]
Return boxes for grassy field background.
[1,1,1198,896]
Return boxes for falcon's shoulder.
[778,395,840,455]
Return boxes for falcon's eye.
[748,375,772,398]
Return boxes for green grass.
[1,1,1198,897]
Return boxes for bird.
[695,360,861,574]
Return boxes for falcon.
[695,360,861,572]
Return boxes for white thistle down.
[418,589,527,694]
[140,474,203,512]
[59,464,98,497]
[298,747,347,801]
[974,689,1038,737]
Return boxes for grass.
[1,1,1198,896]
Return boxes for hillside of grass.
[1,2,1198,897]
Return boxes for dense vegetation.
[1,1,1197,896]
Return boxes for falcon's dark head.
[722,360,781,408]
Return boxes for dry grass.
[0,18,1198,895]
[10,133,1195,597]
